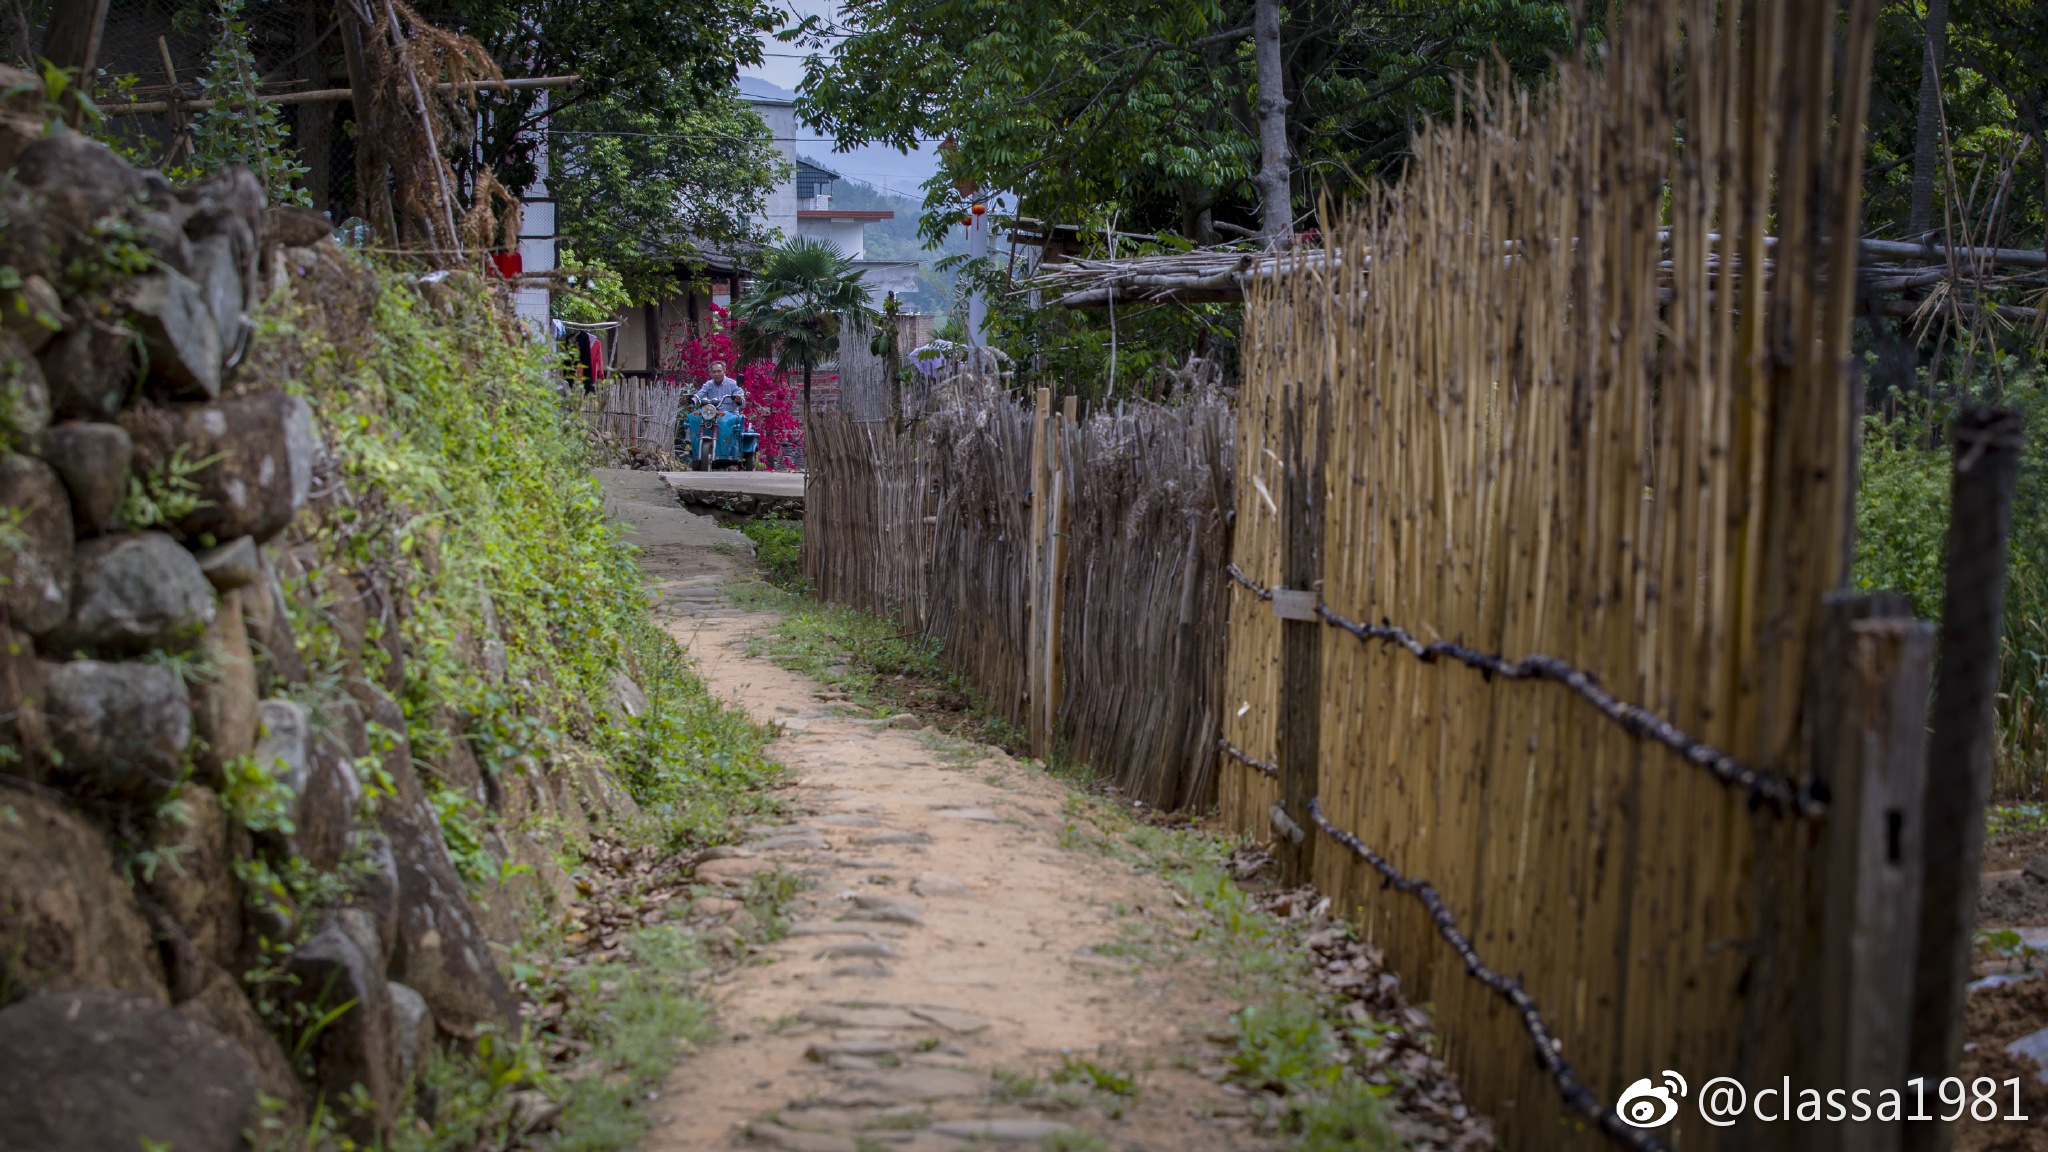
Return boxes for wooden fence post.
[1028,388,1052,757]
[1045,394,1078,742]
[1275,383,1326,884]
[45,0,110,127]
[1793,593,1932,1152]
[1905,406,2024,1152]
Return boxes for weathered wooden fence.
[582,378,684,458]
[805,385,1234,808]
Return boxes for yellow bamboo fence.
[1221,1,1909,1148]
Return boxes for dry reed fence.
[1222,1,1908,1149]
[581,378,685,459]
[805,388,1234,808]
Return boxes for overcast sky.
[739,1,942,200]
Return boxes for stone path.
[596,468,757,621]
[641,612,1282,1152]
[660,471,807,499]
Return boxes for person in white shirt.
[694,361,746,414]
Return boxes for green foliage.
[738,514,804,591]
[1978,927,2046,972]
[1852,414,1952,617]
[734,239,881,405]
[796,0,1581,244]
[1288,1081,1399,1151]
[188,0,310,205]
[551,246,633,324]
[60,216,159,299]
[219,752,297,836]
[1990,802,2048,837]
[391,925,717,1152]
[1050,1055,1137,1097]
[119,446,223,534]
[553,93,788,303]
[427,788,493,885]
[1223,1003,1342,1094]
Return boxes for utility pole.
[1253,0,1290,248]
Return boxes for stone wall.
[0,72,635,1151]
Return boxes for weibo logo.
[1616,1071,1688,1128]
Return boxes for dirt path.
[641,610,1282,1152]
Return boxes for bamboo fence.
[806,385,1235,808]
[1221,2,1902,1148]
[582,378,685,459]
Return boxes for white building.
[737,78,920,301]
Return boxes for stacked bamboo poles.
[1229,1,1877,1146]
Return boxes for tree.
[733,239,881,418]
[551,88,789,303]
[794,0,1580,244]
[421,0,785,196]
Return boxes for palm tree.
[733,238,880,419]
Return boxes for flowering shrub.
[662,304,803,468]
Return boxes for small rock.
[744,1120,858,1152]
[832,959,894,977]
[0,274,64,353]
[44,531,216,656]
[884,713,923,730]
[612,670,648,718]
[294,741,364,873]
[286,924,402,1142]
[381,804,518,1038]
[389,982,433,1084]
[728,908,761,936]
[815,814,878,827]
[139,784,240,968]
[856,830,932,846]
[0,790,168,1001]
[124,269,221,398]
[908,1006,989,1035]
[910,874,974,898]
[0,987,259,1152]
[843,1067,988,1101]
[807,1040,900,1060]
[189,232,247,365]
[266,205,335,248]
[754,832,832,852]
[787,921,906,938]
[123,391,317,543]
[14,132,164,222]
[934,807,1001,822]
[40,658,192,804]
[929,1119,1077,1141]
[0,451,72,635]
[0,330,49,443]
[37,421,131,534]
[817,940,900,959]
[2025,856,2048,886]
[38,313,136,421]
[696,855,778,884]
[190,586,258,780]
[253,698,311,794]
[799,1005,923,1029]
[851,893,923,915]
[844,906,924,926]
[193,535,260,590]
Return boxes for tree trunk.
[802,362,813,421]
[1252,0,1290,248]
[1909,0,1949,242]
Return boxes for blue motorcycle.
[682,401,761,471]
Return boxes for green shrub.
[740,514,804,591]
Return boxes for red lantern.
[961,216,973,227]
[970,203,987,216]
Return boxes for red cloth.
[489,251,522,278]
